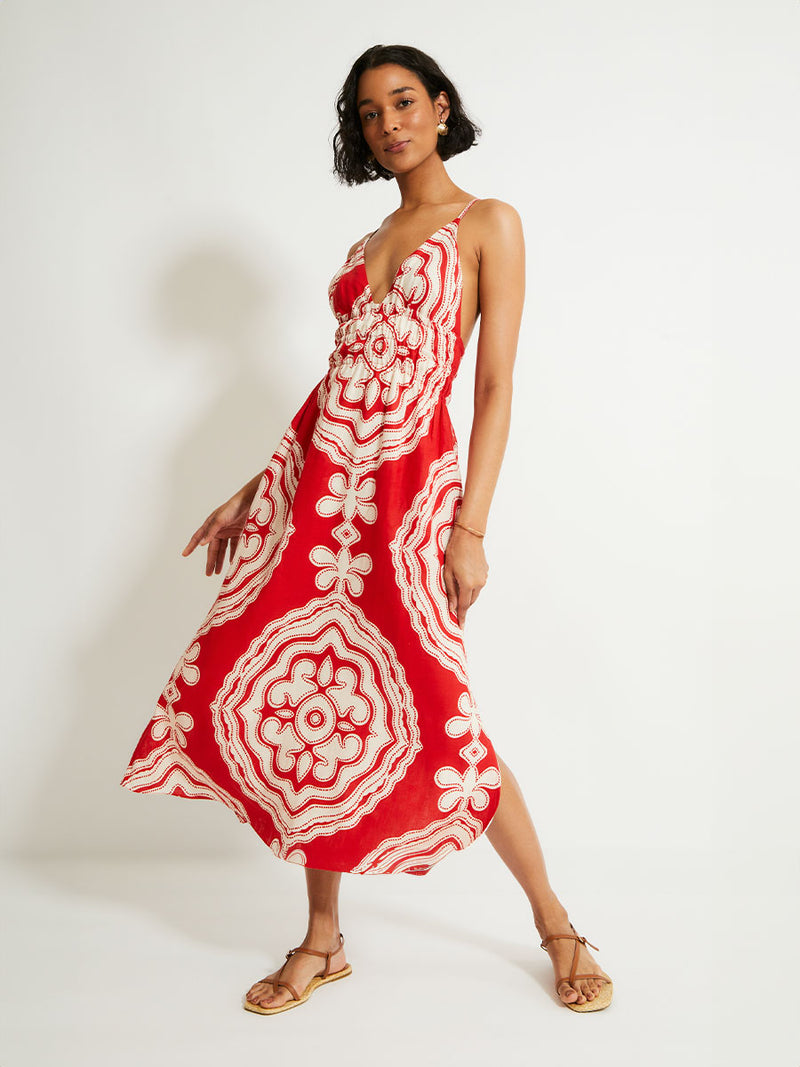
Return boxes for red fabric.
[120,197,502,875]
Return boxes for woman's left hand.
[443,525,489,630]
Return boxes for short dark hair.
[332,44,482,186]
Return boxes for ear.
[434,91,451,125]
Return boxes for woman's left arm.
[444,199,526,630]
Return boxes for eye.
[362,98,415,123]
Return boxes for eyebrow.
[357,86,417,109]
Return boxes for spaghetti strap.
[455,197,481,222]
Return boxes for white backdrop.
[4,4,800,1064]
[1,0,796,898]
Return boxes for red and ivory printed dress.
[120,196,502,875]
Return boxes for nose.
[382,114,399,136]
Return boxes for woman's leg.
[245,867,347,1009]
[485,753,609,1005]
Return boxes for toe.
[247,981,277,1007]
[557,980,579,1003]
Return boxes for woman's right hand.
[182,477,262,577]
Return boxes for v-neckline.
[359,199,478,307]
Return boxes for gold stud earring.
[436,118,449,136]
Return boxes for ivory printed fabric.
[120,197,502,875]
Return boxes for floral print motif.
[309,544,372,596]
[149,641,201,749]
[436,691,501,815]
[150,706,194,750]
[316,470,378,525]
[434,763,501,813]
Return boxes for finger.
[199,521,220,547]
[443,569,459,617]
[183,517,217,556]
[206,539,221,577]
[457,587,473,630]
[215,539,226,575]
[182,526,207,556]
[215,540,228,575]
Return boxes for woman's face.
[356,63,450,175]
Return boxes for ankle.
[304,913,341,946]
[531,898,570,938]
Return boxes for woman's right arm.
[182,233,371,576]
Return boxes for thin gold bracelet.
[454,519,485,539]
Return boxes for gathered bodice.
[326,198,480,381]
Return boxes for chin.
[382,153,417,173]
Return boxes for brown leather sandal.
[539,921,614,1012]
[243,931,352,1015]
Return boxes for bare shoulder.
[469,199,526,310]
[471,197,524,248]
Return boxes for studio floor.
[0,840,792,1066]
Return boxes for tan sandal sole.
[243,964,352,1015]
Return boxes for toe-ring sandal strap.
[557,972,610,985]
[254,975,300,1003]
[273,977,300,1001]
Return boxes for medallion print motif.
[211,593,422,847]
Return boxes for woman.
[120,43,613,1014]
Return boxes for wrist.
[236,472,263,505]
[453,518,486,539]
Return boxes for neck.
[392,155,462,211]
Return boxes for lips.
[385,140,410,153]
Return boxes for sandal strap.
[540,932,599,951]
[253,934,345,1005]
[539,924,601,989]
[283,932,345,980]
[273,977,299,1001]
[557,972,610,985]
[256,974,299,1002]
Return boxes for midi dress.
[120,196,502,876]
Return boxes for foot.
[245,930,347,1011]
[535,907,611,1007]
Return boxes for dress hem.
[119,768,501,878]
